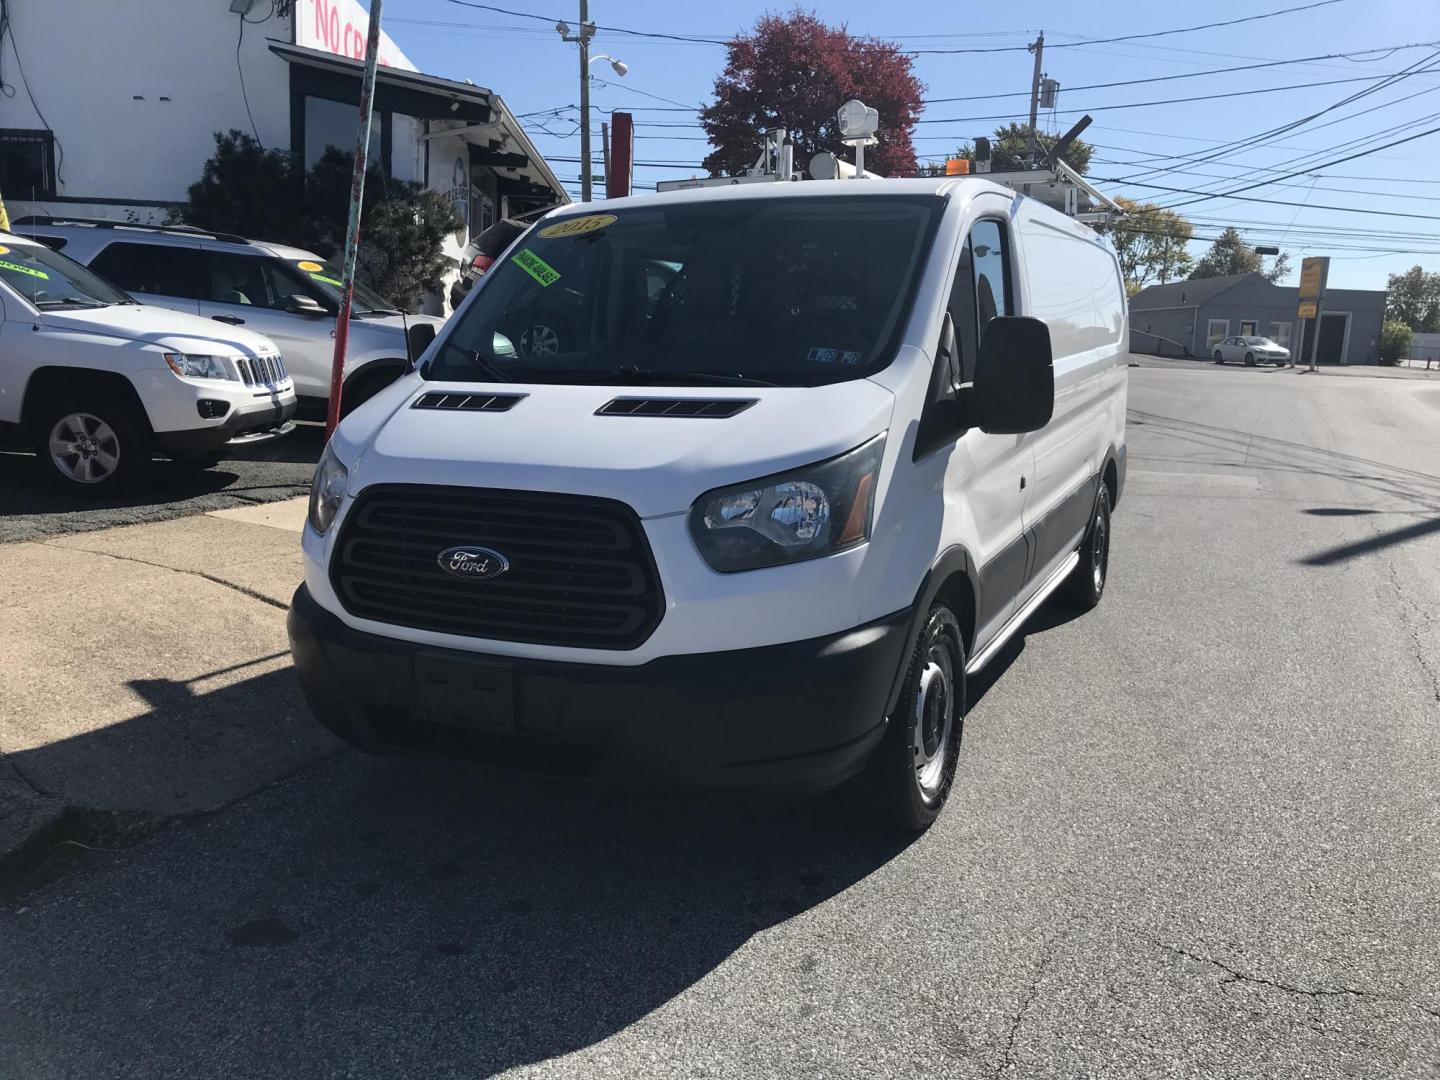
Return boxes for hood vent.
[412,391,526,412]
[597,397,757,419]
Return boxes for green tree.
[176,137,460,309]
[1379,320,1413,366]
[699,10,925,178]
[983,121,1093,174]
[1190,227,1289,283]
[1098,197,1195,294]
[917,122,1094,177]
[1383,265,1440,332]
[179,131,302,243]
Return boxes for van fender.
[882,545,980,718]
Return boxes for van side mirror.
[406,322,437,367]
[973,316,1054,435]
[286,294,327,316]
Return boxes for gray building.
[1129,273,1387,364]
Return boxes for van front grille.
[331,485,664,650]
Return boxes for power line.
[1156,115,1440,209]
[1109,51,1440,185]
[916,67,1437,125]
[437,0,728,44]
[908,0,1344,54]
[921,40,1438,104]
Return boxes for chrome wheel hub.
[49,413,121,484]
[912,649,954,798]
[1091,510,1108,592]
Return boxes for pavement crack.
[1366,521,1440,704]
[1162,942,1365,1000]
[37,542,288,611]
[996,941,1052,1076]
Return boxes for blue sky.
[386,0,1440,290]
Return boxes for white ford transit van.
[288,177,1128,830]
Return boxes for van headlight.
[308,445,349,535]
[689,435,884,572]
[164,353,239,381]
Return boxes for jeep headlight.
[308,444,349,535]
[689,436,884,572]
[164,352,239,381]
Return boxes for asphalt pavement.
[0,422,325,544]
[2,361,1438,1079]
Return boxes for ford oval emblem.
[437,545,510,580]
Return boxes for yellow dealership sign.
[1298,256,1329,319]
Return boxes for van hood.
[37,302,278,355]
[341,376,895,518]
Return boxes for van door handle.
[212,314,245,325]
[1020,476,1027,489]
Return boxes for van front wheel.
[1063,484,1111,610]
[863,604,966,832]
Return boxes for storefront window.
[304,96,382,171]
[1269,322,1292,348]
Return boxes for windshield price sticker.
[296,260,325,273]
[513,248,561,287]
[537,214,617,239]
[0,245,9,255]
[0,259,48,280]
[309,272,344,287]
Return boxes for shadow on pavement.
[1300,516,1440,567]
[1,659,919,1078]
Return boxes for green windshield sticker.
[513,248,561,288]
[0,259,49,280]
[308,272,344,287]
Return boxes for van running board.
[965,551,1080,676]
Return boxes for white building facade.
[0,0,567,303]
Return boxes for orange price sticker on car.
[537,214,617,239]
[297,260,324,272]
[0,245,9,255]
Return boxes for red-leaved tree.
[700,11,924,178]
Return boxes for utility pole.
[577,0,592,202]
[558,5,626,203]
[1026,31,1045,167]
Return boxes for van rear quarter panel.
[1012,203,1127,579]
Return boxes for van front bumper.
[287,585,910,794]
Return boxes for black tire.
[1213,351,1224,364]
[32,394,151,496]
[1063,484,1112,610]
[861,604,966,832]
[1244,352,1256,367]
[340,366,402,418]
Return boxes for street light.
[557,6,627,202]
[592,54,628,77]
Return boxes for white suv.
[14,217,445,418]
[0,232,295,492]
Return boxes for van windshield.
[0,240,132,309]
[425,195,943,386]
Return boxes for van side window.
[946,218,1013,381]
[89,242,205,300]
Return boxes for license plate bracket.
[413,655,517,732]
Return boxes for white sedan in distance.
[1213,335,1290,366]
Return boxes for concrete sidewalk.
[0,497,337,870]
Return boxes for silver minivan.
[15,217,445,417]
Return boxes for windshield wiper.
[35,299,108,310]
[606,365,778,388]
